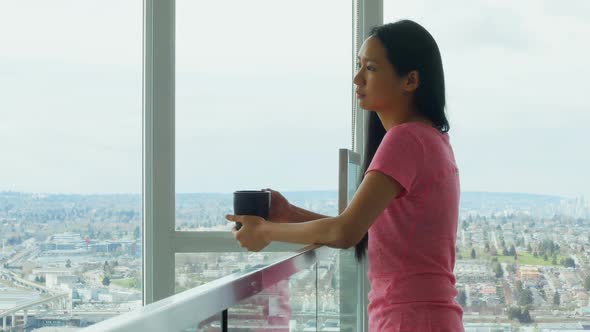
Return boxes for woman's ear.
[402,70,420,94]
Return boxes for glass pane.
[175,252,341,329]
[317,248,341,332]
[175,0,352,231]
[384,1,590,329]
[175,253,291,293]
[226,261,317,331]
[0,0,142,329]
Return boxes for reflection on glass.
[225,262,317,331]
[175,250,341,330]
[175,253,293,293]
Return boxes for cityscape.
[1,191,589,331]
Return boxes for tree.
[521,307,533,323]
[585,276,590,291]
[102,276,111,286]
[563,258,576,268]
[507,306,521,320]
[457,289,467,307]
[507,306,533,323]
[494,263,504,278]
[134,226,141,239]
[527,244,532,253]
[543,254,548,261]
[552,256,558,265]
[471,248,476,259]
[503,247,509,256]
[509,245,516,256]
[519,288,533,306]
[66,259,71,268]
[553,290,560,306]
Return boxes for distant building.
[46,274,78,289]
[480,284,497,295]
[74,287,108,302]
[518,266,540,280]
[455,261,495,283]
[42,232,85,251]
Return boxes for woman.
[226,20,463,332]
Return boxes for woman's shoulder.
[398,121,445,133]
[387,121,447,142]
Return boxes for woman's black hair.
[354,20,449,262]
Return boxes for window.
[385,1,590,326]
[175,0,352,230]
[174,0,353,329]
[0,1,142,328]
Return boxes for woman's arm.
[288,204,330,222]
[262,171,403,249]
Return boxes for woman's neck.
[376,110,432,131]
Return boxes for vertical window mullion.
[143,0,176,305]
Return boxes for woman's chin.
[358,99,374,111]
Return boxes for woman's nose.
[353,73,362,85]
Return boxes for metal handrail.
[83,244,327,332]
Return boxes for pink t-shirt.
[364,122,463,331]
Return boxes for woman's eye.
[367,66,375,71]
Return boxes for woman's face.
[353,36,416,113]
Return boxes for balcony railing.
[82,244,335,332]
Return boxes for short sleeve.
[364,125,423,198]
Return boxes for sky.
[0,0,589,200]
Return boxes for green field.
[458,247,567,266]
[496,252,567,266]
[111,278,139,289]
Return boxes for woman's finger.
[226,214,261,224]
[225,214,242,222]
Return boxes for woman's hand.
[262,188,294,223]
[225,214,270,252]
